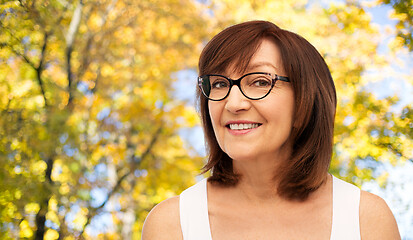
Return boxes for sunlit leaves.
[1,0,209,238]
[380,0,413,51]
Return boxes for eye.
[211,78,229,89]
[250,77,272,87]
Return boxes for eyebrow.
[246,62,280,71]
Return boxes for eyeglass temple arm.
[277,76,290,82]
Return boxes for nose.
[224,85,251,113]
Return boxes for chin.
[226,151,258,162]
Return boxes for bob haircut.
[197,20,337,200]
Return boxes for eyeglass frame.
[198,72,290,101]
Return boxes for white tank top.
[179,176,360,240]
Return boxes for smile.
[227,123,261,130]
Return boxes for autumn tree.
[1,0,207,239]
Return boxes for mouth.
[226,123,262,130]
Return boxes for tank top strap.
[330,175,361,240]
[179,178,212,240]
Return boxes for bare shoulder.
[359,190,400,240]
[142,196,182,240]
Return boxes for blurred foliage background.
[0,0,412,239]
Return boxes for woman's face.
[208,39,295,163]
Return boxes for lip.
[224,120,262,135]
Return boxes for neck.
[236,166,278,201]
[232,150,290,202]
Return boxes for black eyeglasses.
[198,72,290,101]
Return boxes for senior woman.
[142,21,400,239]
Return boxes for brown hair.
[197,20,337,200]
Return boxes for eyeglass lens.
[201,73,273,100]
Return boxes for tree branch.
[4,45,37,69]
[78,126,163,238]
[2,30,49,107]
[34,156,55,240]
[0,22,36,70]
[35,31,49,108]
[1,15,50,107]
[66,0,84,109]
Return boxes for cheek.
[208,102,220,130]
[276,90,295,122]
[287,98,296,125]
[208,102,227,152]
[265,93,295,126]
[285,100,295,122]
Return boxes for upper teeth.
[229,123,259,130]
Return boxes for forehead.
[226,39,284,76]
